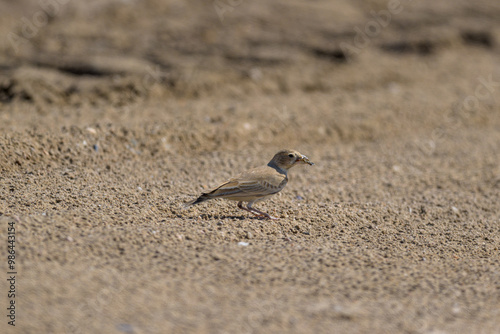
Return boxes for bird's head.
[269,149,314,171]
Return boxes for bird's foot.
[238,202,279,220]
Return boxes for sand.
[1,0,499,333]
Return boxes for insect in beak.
[298,155,314,165]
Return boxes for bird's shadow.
[183,213,268,221]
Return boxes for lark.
[185,149,314,219]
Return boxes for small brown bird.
[185,149,314,219]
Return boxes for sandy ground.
[1,0,500,333]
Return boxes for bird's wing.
[205,180,244,197]
[205,166,287,199]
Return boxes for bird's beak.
[298,155,314,165]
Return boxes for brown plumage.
[185,149,314,219]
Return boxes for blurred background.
[1,0,498,108]
[1,0,499,151]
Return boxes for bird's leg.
[237,201,269,219]
[247,203,279,220]
[237,201,260,216]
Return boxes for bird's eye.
[288,154,294,158]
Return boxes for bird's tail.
[183,194,212,208]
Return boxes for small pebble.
[249,67,262,81]
[116,323,134,334]
[238,241,249,247]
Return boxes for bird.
[185,149,314,219]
